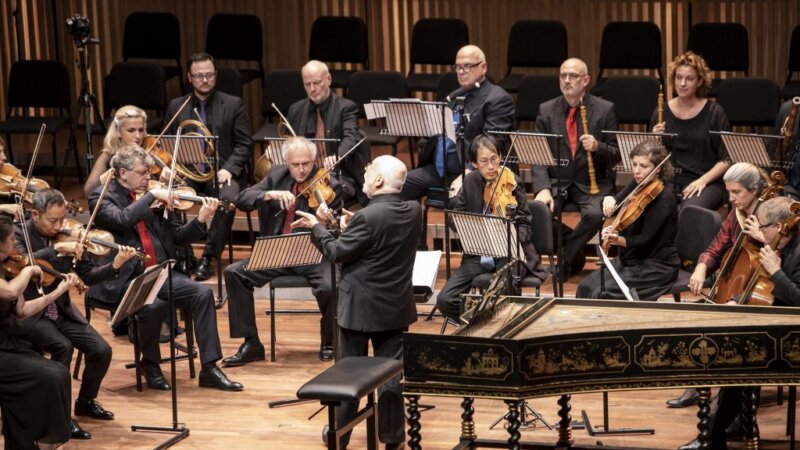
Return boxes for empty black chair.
[717,77,780,129]
[601,76,660,125]
[687,22,749,97]
[309,16,369,89]
[782,25,800,99]
[205,14,265,87]
[103,62,167,132]
[345,71,409,158]
[591,21,663,97]
[668,205,723,302]
[0,60,79,187]
[499,20,567,93]
[251,70,306,171]
[407,18,469,93]
[435,72,460,102]
[122,12,182,81]
[215,67,243,98]
[515,74,561,125]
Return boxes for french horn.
[254,104,297,181]
[176,119,215,183]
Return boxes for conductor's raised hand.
[339,208,355,230]
[291,210,318,230]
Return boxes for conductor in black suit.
[88,145,242,392]
[164,52,253,281]
[532,57,620,278]
[287,60,368,206]
[293,155,421,450]
[401,44,515,201]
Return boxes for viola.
[483,167,517,217]
[146,180,235,212]
[142,135,175,178]
[602,178,664,253]
[297,168,337,225]
[56,218,149,262]
[2,249,86,294]
[0,164,83,214]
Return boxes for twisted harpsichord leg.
[742,387,759,450]
[460,397,477,441]
[504,400,521,450]
[557,394,574,447]
[696,387,712,449]
[406,395,422,450]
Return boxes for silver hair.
[372,155,406,192]
[758,196,794,226]
[110,144,154,174]
[723,162,766,193]
[31,188,66,213]
[281,136,316,162]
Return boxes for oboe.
[580,99,600,195]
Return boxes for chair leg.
[183,308,196,379]
[673,293,681,302]
[269,286,277,362]
[246,210,255,245]
[439,318,449,335]
[228,227,234,265]
[71,129,84,183]
[132,318,143,392]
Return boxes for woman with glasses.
[84,105,147,197]
[651,51,731,210]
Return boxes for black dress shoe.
[194,257,213,281]
[142,363,171,391]
[70,419,91,440]
[222,340,265,367]
[75,398,114,420]
[199,365,243,391]
[214,296,228,310]
[319,345,334,362]
[385,443,405,450]
[677,438,701,450]
[666,388,699,408]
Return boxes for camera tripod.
[67,31,103,184]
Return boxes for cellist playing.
[577,140,679,299]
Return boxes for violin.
[146,180,236,212]
[0,164,83,214]
[602,178,664,253]
[483,166,517,216]
[56,218,149,262]
[141,135,175,178]
[296,168,337,225]
[2,249,86,294]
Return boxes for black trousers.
[134,271,222,366]
[224,258,335,347]
[336,327,406,447]
[556,185,607,271]
[188,176,240,258]
[672,179,726,211]
[17,313,111,402]
[401,164,449,201]
[437,255,493,322]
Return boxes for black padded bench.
[296,356,403,450]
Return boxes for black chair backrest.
[309,16,368,66]
[205,14,263,62]
[345,71,408,117]
[103,62,166,114]
[788,25,800,73]
[515,74,561,123]
[410,18,469,66]
[216,67,242,98]
[687,23,749,73]
[602,76,660,125]
[435,72,460,101]
[506,20,567,69]
[261,70,306,119]
[717,77,780,127]
[122,12,181,61]
[598,21,662,71]
[7,60,71,110]
[528,199,554,256]
[676,205,723,263]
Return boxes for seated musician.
[0,137,25,218]
[223,136,341,363]
[0,213,79,450]
[435,134,546,323]
[774,97,800,199]
[88,145,242,392]
[531,57,620,279]
[577,140,679,299]
[668,162,769,409]
[401,45,515,202]
[287,60,369,206]
[14,189,138,440]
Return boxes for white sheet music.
[449,212,526,262]
[412,251,442,294]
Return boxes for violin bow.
[161,124,183,219]
[609,152,672,217]
[143,96,191,178]
[481,132,518,216]
[19,124,46,201]
[73,168,115,268]
[14,124,47,293]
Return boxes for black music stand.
[261,137,341,168]
[602,131,678,174]
[711,131,782,169]
[114,261,191,450]
[489,130,563,295]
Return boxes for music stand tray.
[602,131,678,173]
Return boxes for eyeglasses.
[759,222,777,230]
[453,62,484,73]
[127,167,150,177]
[190,72,216,81]
[476,156,501,167]
[559,72,586,81]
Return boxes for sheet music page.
[412,251,442,293]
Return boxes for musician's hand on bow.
[217,169,233,187]
[54,241,83,260]
[652,122,666,134]
[682,178,707,199]
[601,226,625,247]
[688,264,708,296]
[339,208,354,230]
[759,245,782,275]
[602,196,617,217]
[265,191,295,211]
[315,204,331,227]
[23,265,43,283]
[197,197,219,224]
[0,204,22,218]
[323,155,337,171]
[743,214,767,243]
[535,189,554,212]
[580,134,598,152]
[113,246,138,269]
[291,210,318,230]
[158,167,175,184]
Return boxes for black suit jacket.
[532,93,619,195]
[85,180,208,302]
[165,91,253,178]
[772,234,800,307]
[287,94,367,190]
[420,80,515,166]
[235,165,344,237]
[311,193,421,332]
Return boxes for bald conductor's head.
[363,155,407,198]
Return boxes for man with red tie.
[531,57,620,279]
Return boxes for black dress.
[576,182,680,300]
[0,300,71,449]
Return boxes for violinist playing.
[0,137,25,218]
[13,188,139,440]
[435,134,547,323]
[223,136,342,364]
[577,140,679,300]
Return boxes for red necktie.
[130,192,157,267]
[281,183,298,235]
[566,107,578,158]
[315,108,327,168]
